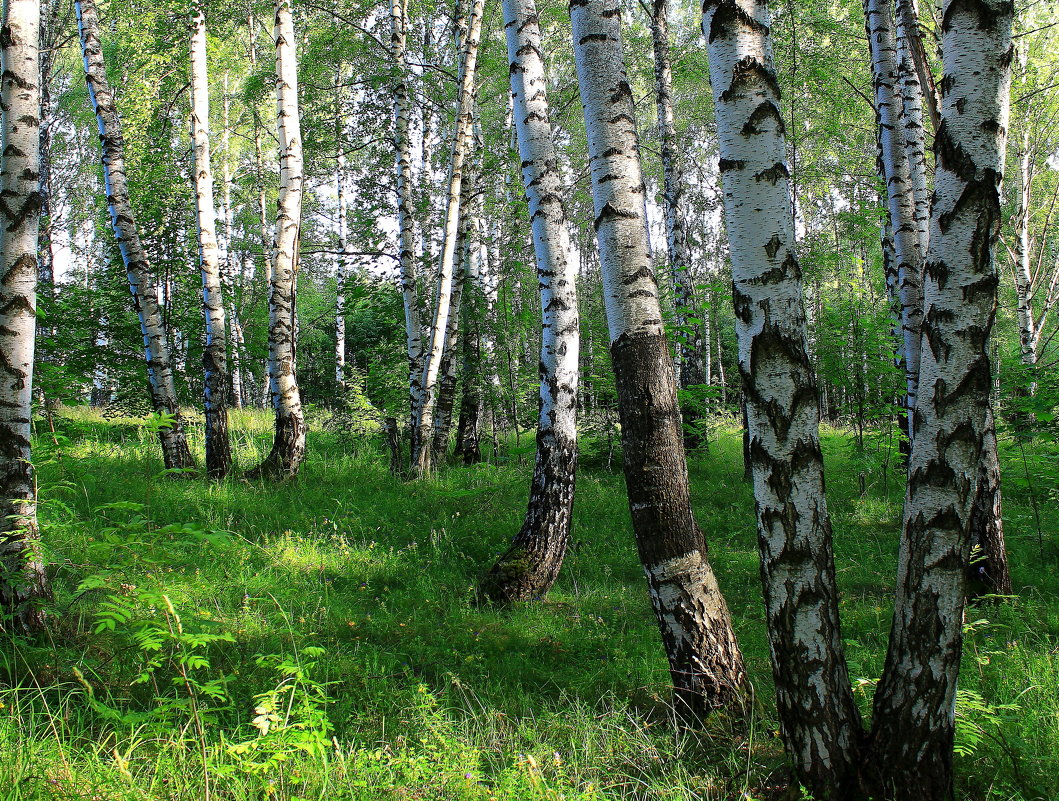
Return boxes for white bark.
[411,0,485,476]
[866,0,923,442]
[702,0,860,791]
[190,3,232,478]
[251,0,306,477]
[390,0,424,441]
[872,0,1013,790]
[0,0,48,628]
[76,0,194,471]
[573,0,744,717]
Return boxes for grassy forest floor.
[1,407,1058,800]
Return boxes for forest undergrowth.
[1,407,1057,801]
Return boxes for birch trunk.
[572,0,743,717]
[249,0,306,478]
[390,0,424,457]
[1011,133,1038,384]
[76,0,194,472]
[0,0,49,630]
[410,0,484,477]
[336,148,349,395]
[221,78,244,410]
[866,0,923,447]
[702,0,862,791]
[870,1,1013,796]
[650,0,705,431]
[190,3,232,478]
[481,0,580,603]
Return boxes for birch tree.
[870,1,1013,794]
[649,0,706,422]
[571,0,744,717]
[701,0,860,789]
[865,0,923,444]
[249,0,306,478]
[0,0,49,630]
[410,0,484,477]
[481,0,580,603]
[390,0,424,460]
[76,0,195,473]
[190,2,233,478]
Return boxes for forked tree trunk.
[702,0,862,793]
[410,0,484,477]
[249,0,306,478]
[572,0,743,717]
[0,0,50,631]
[190,3,233,479]
[481,0,580,603]
[77,0,194,473]
[390,0,423,459]
[869,2,1013,797]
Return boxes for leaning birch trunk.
[410,0,484,477]
[0,0,49,630]
[390,0,424,460]
[480,0,580,603]
[870,1,1013,796]
[572,0,744,717]
[865,0,923,448]
[190,3,232,478]
[702,0,862,792]
[248,0,306,478]
[77,0,194,473]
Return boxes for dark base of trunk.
[205,409,233,479]
[968,414,1011,599]
[159,420,196,476]
[1,525,51,633]
[384,417,402,475]
[481,434,576,603]
[611,330,745,715]
[454,395,482,465]
[246,408,306,479]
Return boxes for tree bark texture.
[572,0,744,717]
[865,0,924,448]
[190,3,233,479]
[390,0,423,460]
[77,0,194,472]
[869,2,1013,797]
[0,0,49,630]
[410,0,484,477]
[702,0,863,794]
[249,0,306,478]
[482,0,580,603]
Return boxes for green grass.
[1,407,1057,800]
